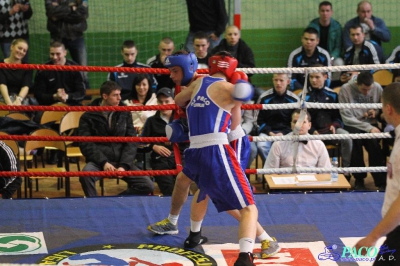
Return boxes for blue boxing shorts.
[183,139,255,213]
[228,126,251,170]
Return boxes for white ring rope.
[259,102,382,110]
[238,63,400,74]
[246,64,394,176]
[257,167,387,175]
[252,132,392,142]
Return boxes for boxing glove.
[165,119,189,143]
[232,79,254,102]
[230,71,248,84]
[176,107,187,119]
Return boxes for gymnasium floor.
[0,190,385,265]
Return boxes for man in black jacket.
[146,37,175,91]
[45,0,89,87]
[211,25,255,70]
[211,25,257,97]
[184,0,227,53]
[78,81,154,197]
[34,41,86,107]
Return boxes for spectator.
[33,41,85,164]
[45,0,89,88]
[0,0,32,63]
[344,24,384,65]
[192,31,210,69]
[343,1,390,51]
[141,87,188,196]
[339,71,386,191]
[287,27,331,90]
[211,25,255,70]
[308,1,343,66]
[78,81,154,197]
[385,45,400,64]
[255,73,299,164]
[184,0,227,53]
[108,40,157,101]
[305,65,353,180]
[0,140,21,199]
[264,110,331,169]
[0,38,32,106]
[33,41,85,107]
[146,37,175,91]
[211,25,258,95]
[123,74,157,135]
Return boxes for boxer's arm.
[175,79,199,107]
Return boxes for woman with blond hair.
[0,38,32,106]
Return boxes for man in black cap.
[141,88,188,196]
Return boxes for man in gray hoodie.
[339,71,386,191]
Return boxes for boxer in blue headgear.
[164,50,198,86]
[164,50,199,143]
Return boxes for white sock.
[239,237,255,253]
[257,231,274,241]
[190,219,203,232]
[168,214,179,225]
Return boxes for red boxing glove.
[230,71,248,84]
[176,107,187,119]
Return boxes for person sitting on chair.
[78,81,154,197]
[264,110,331,169]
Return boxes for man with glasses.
[147,37,175,91]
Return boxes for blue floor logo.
[317,244,341,261]
[318,244,397,263]
[38,243,217,265]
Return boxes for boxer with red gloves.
[209,54,253,169]
[149,51,279,261]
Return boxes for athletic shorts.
[230,135,251,170]
[182,143,255,212]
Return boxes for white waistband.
[189,132,229,148]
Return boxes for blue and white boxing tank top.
[186,76,231,137]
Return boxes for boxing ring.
[0,62,399,265]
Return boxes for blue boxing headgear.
[164,52,198,86]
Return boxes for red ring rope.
[0,63,210,74]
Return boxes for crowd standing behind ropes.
[0,0,399,198]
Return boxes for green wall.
[25,0,400,89]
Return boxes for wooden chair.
[0,137,22,198]
[0,101,9,117]
[23,128,69,198]
[5,112,31,121]
[0,131,36,169]
[59,111,85,170]
[325,143,341,166]
[373,70,393,87]
[333,86,341,94]
[40,103,68,125]
[39,103,68,166]
[293,89,303,97]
